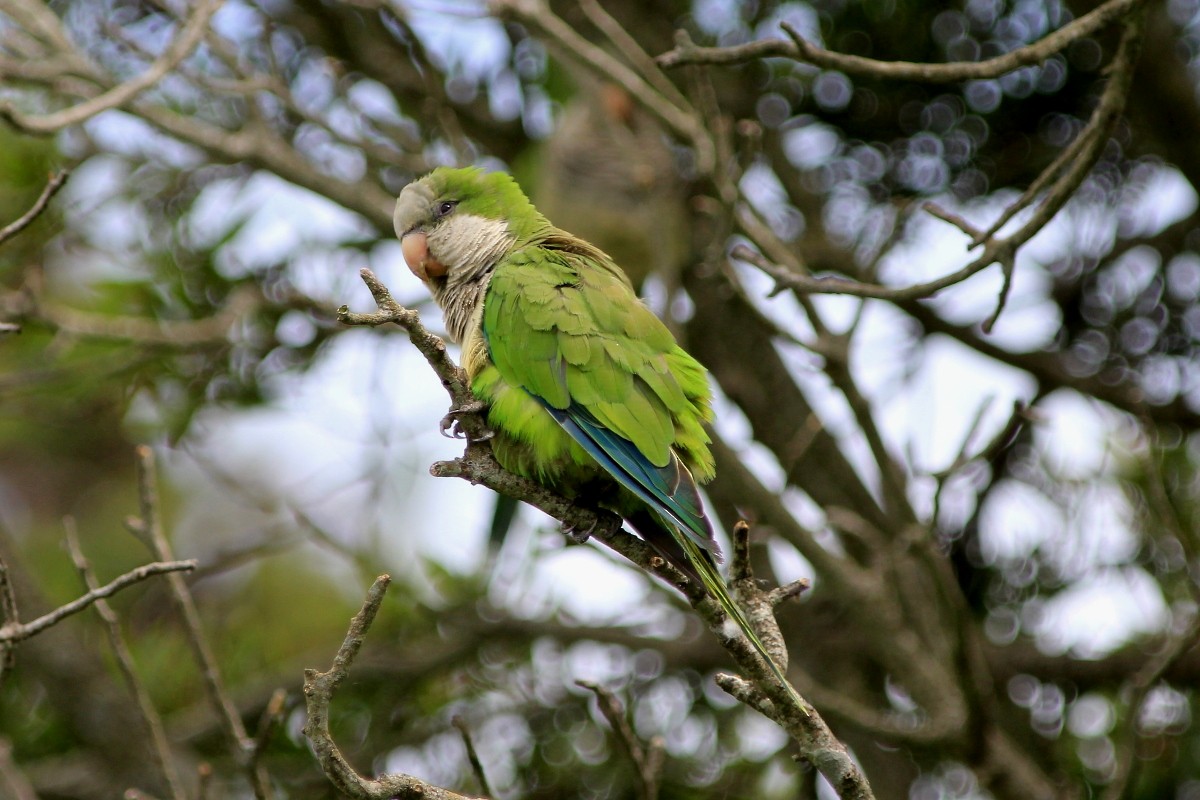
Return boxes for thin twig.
[132,446,275,800]
[576,0,689,110]
[0,554,17,685]
[1102,614,1200,800]
[250,689,288,778]
[62,517,187,800]
[302,576,486,800]
[0,558,196,645]
[657,0,1141,80]
[0,169,68,247]
[451,717,494,798]
[487,0,714,174]
[576,681,664,800]
[730,6,1144,331]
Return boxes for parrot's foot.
[440,400,492,441]
[561,517,598,544]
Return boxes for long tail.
[633,510,809,714]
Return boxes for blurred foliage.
[1,0,1200,799]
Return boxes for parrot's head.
[394,166,545,287]
[394,167,549,342]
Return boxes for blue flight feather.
[540,400,715,553]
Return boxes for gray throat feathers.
[428,215,514,345]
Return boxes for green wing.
[483,245,715,550]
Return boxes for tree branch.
[0,169,68,247]
[0,558,196,645]
[302,575,486,800]
[338,269,875,799]
[657,0,1141,80]
[0,0,224,134]
[576,681,665,800]
[62,517,187,800]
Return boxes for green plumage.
[394,167,802,710]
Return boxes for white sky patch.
[978,480,1063,563]
[1030,567,1169,657]
[189,172,376,273]
[404,4,510,80]
[1034,390,1117,479]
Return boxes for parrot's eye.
[436,200,458,218]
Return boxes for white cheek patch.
[428,214,514,279]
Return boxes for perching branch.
[301,575,487,800]
[337,268,876,800]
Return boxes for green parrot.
[394,166,798,706]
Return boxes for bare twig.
[62,517,187,800]
[450,717,494,798]
[250,689,288,779]
[657,0,1141,80]
[0,557,196,646]
[733,6,1144,331]
[302,575,486,800]
[0,169,68,247]
[731,239,1012,304]
[132,446,275,800]
[576,681,665,800]
[0,0,224,134]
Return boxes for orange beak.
[401,231,447,281]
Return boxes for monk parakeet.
[394,167,796,704]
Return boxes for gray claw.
[440,400,490,441]
[561,517,599,544]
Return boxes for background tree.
[1,0,1198,798]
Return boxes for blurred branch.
[0,555,17,684]
[733,4,1145,332]
[575,0,689,111]
[897,299,1200,428]
[10,284,263,347]
[302,575,486,800]
[132,446,275,800]
[657,0,1141,78]
[576,681,665,800]
[250,689,288,783]
[487,0,715,174]
[0,168,68,247]
[1102,613,1200,800]
[0,0,224,134]
[450,717,494,799]
[0,556,195,647]
[62,517,187,800]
